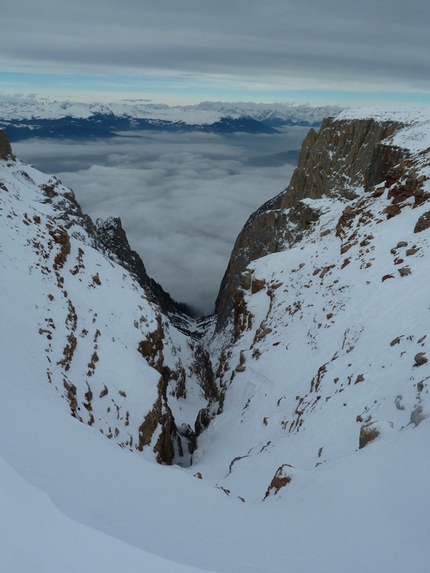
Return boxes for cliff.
[215,117,406,330]
[0,137,216,467]
[1,107,430,572]
[204,106,430,506]
[0,129,13,160]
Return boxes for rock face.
[215,117,405,331]
[95,217,193,329]
[203,108,430,505]
[0,129,13,160]
[0,145,219,468]
[414,210,430,233]
[2,110,429,474]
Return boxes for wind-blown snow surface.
[1,107,430,572]
[0,457,211,573]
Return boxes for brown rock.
[340,243,352,254]
[215,117,405,330]
[406,247,419,256]
[359,422,380,449]
[263,464,293,499]
[385,204,401,217]
[0,130,13,160]
[373,186,385,197]
[414,211,430,233]
[251,278,266,294]
[414,352,428,366]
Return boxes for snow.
[337,104,430,151]
[0,457,211,573]
[1,352,429,572]
[0,94,341,125]
[1,106,430,572]
[337,104,430,123]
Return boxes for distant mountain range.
[0,96,343,141]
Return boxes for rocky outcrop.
[137,375,195,466]
[215,117,406,331]
[415,210,430,233]
[365,143,405,189]
[359,422,381,449]
[39,176,197,329]
[0,130,13,160]
[275,117,405,208]
[4,159,217,467]
[95,217,196,328]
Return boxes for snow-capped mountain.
[0,95,342,141]
[1,105,430,572]
[190,100,344,126]
[0,94,342,125]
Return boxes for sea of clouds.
[14,127,308,315]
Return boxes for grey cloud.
[14,129,306,315]
[2,0,429,90]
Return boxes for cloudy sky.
[14,129,306,315]
[1,0,429,105]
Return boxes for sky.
[13,129,306,315]
[1,0,430,106]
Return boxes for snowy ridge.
[337,104,430,124]
[1,107,430,572]
[198,108,430,503]
[0,94,342,126]
[202,189,430,498]
[0,157,211,466]
[338,105,430,152]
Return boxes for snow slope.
[0,456,212,573]
[1,107,430,572]
[0,159,210,466]
[198,108,430,499]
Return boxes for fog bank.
[14,128,308,315]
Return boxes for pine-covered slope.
[1,107,430,572]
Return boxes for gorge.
[1,106,430,572]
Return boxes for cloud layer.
[2,0,429,96]
[14,129,307,315]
